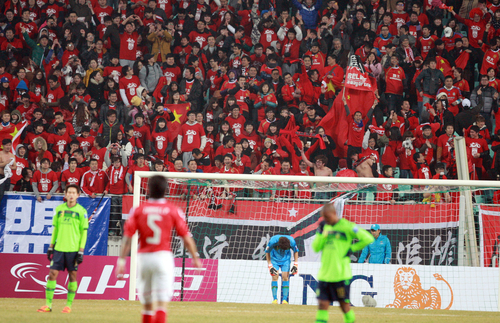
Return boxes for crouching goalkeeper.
[265,235,299,304]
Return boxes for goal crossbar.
[134,171,500,188]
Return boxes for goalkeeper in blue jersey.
[312,203,374,323]
[265,235,299,304]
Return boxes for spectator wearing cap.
[471,74,498,133]
[455,99,481,137]
[358,224,391,264]
[146,21,173,63]
[139,53,163,94]
[442,26,462,51]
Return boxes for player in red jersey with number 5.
[116,175,201,323]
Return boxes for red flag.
[0,121,28,153]
[166,103,191,138]
[455,51,470,70]
[344,66,377,92]
[318,55,377,157]
[436,55,453,77]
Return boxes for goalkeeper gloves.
[76,251,84,264]
[47,247,54,261]
[268,263,278,276]
[290,262,298,275]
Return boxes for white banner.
[217,261,499,311]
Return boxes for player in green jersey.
[37,184,88,314]
[312,203,374,323]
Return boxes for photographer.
[146,21,173,63]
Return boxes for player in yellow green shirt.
[37,184,88,314]
[312,203,374,323]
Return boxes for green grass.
[0,298,498,323]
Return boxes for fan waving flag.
[166,103,191,138]
[436,56,453,77]
[319,55,377,158]
[0,121,28,153]
[455,50,470,70]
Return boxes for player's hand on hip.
[290,262,298,275]
[268,263,278,276]
[76,251,84,264]
[47,247,54,261]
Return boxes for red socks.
[142,311,154,323]
[154,308,167,323]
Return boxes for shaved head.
[321,203,339,225]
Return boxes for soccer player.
[116,175,202,323]
[265,235,299,304]
[37,184,88,313]
[312,203,374,323]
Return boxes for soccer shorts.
[271,260,291,273]
[316,280,351,303]
[137,251,175,304]
[50,251,79,272]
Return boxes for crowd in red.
[1,0,500,212]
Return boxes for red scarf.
[110,165,124,185]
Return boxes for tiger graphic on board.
[385,267,454,310]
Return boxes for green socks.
[45,280,56,308]
[315,309,329,323]
[67,281,78,307]
[343,310,355,323]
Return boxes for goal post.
[129,171,500,311]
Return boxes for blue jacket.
[358,234,391,264]
[292,0,323,30]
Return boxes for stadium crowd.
[1,0,500,211]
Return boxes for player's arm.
[312,221,327,253]
[47,210,59,260]
[182,234,202,269]
[358,245,369,263]
[384,236,392,264]
[265,250,278,276]
[351,226,375,252]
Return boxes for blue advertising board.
[0,193,110,255]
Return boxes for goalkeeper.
[37,184,88,314]
[312,203,374,323]
[265,235,299,304]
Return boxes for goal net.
[131,172,500,311]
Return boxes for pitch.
[0,298,497,323]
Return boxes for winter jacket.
[471,85,498,114]
[415,68,445,96]
[147,30,173,62]
[87,77,105,106]
[358,234,392,264]
[22,31,50,67]
[139,63,163,94]
[179,78,204,112]
[100,120,123,146]
[292,0,323,30]
[100,101,128,126]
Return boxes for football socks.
[67,281,77,307]
[45,280,56,308]
[315,309,329,323]
[282,281,289,302]
[271,281,278,300]
[343,310,355,323]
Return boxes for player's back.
[124,199,189,253]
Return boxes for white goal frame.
[131,170,500,310]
